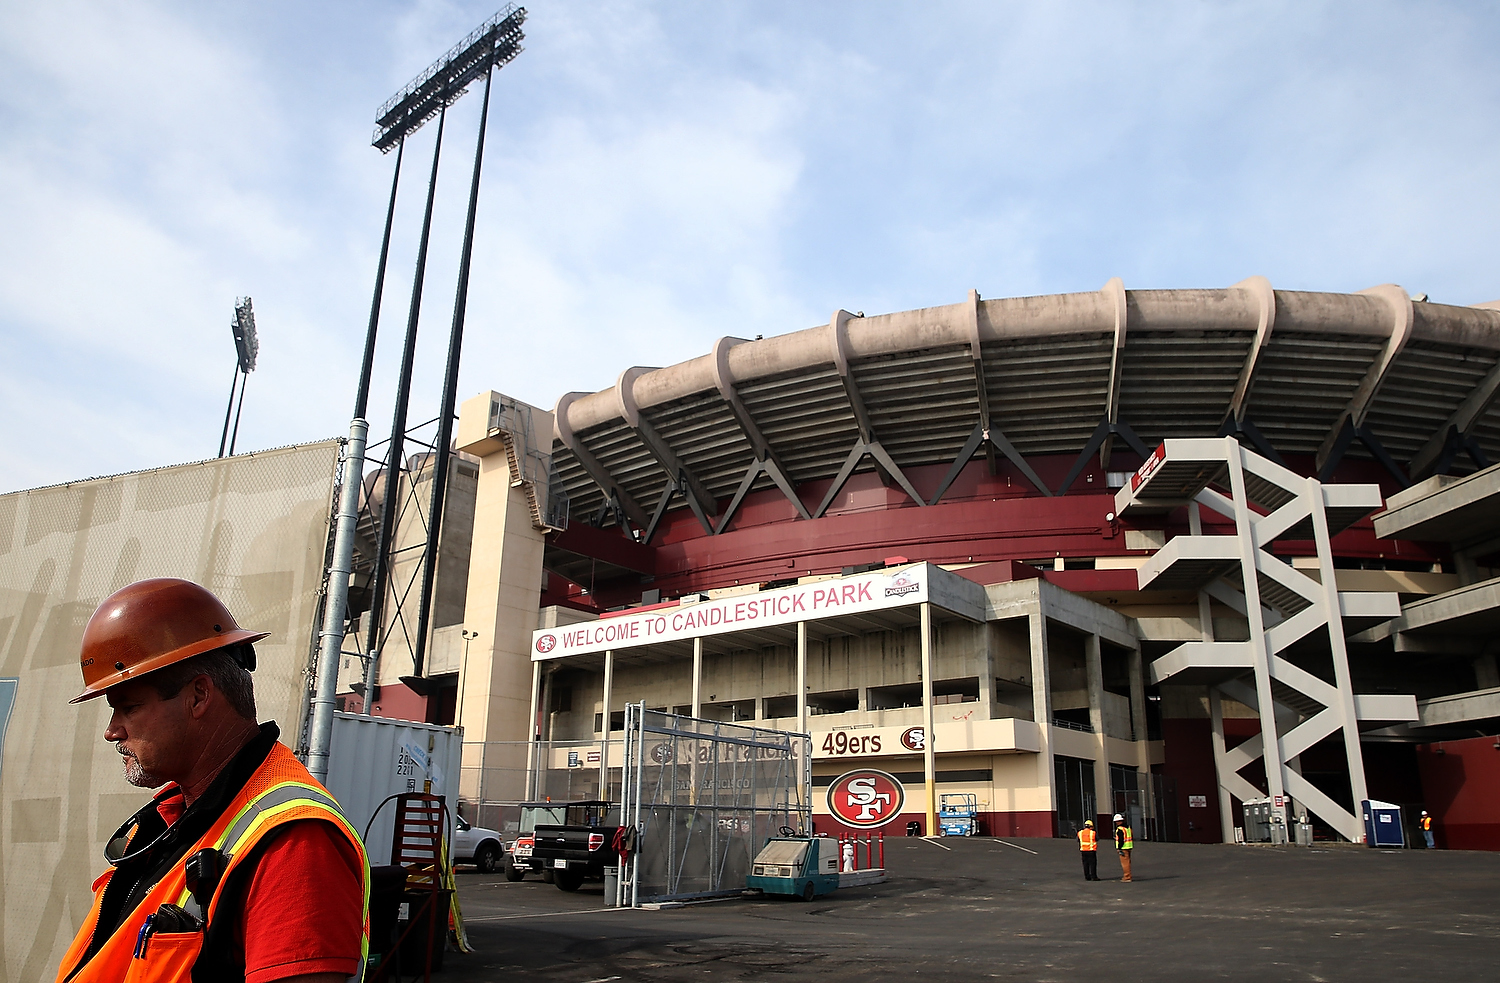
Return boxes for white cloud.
[4,0,1500,490]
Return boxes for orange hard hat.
[72,578,268,704]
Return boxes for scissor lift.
[938,793,978,836]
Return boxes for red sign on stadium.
[826,769,905,828]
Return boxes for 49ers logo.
[826,769,905,828]
[535,634,557,654]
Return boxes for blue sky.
[4,1,1500,491]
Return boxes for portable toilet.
[1361,800,1405,848]
[1241,797,1273,843]
[747,836,840,901]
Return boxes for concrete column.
[599,651,614,795]
[1085,634,1111,825]
[525,660,541,800]
[1028,607,1055,830]
[977,621,996,721]
[1208,688,1235,843]
[1128,646,1149,773]
[797,622,808,736]
[1306,475,1370,825]
[455,391,552,804]
[1225,440,1286,818]
[921,603,937,837]
[1475,645,1500,690]
[691,637,703,718]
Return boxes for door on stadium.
[1054,756,1095,837]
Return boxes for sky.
[3,1,1500,492]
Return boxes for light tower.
[217,296,258,458]
[306,6,526,782]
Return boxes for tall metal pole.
[362,105,448,712]
[227,372,249,456]
[304,140,406,772]
[354,137,405,419]
[412,58,496,677]
[218,365,241,458]
[307,419,370,782]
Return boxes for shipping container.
[324,711,464,864]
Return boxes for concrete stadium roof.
[548,279,1500,529]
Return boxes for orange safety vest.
[1078,828,1097,851]
[56,742,370,983]
[1421,816,1432,831]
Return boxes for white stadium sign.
[532,565,929,659]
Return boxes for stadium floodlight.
[371,4,526,152]
[232,296,258,372]
[218,296,259,458]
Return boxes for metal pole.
[354,137,405,420]
[796,622,808,736]
[600,651,614,795]
[227,370,249,456]
[632,700,645,907]
[218,365,240,458]
[525,660,541,799]
[691,637,702,718]
[307,418,370,783]
[412,59,496,677]
[921,602,937,837]
[361,105,448,711]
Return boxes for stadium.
[401,276,1500,848]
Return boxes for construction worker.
[1113,813,1134,882]
[55,578,370,983]
[1078,820,1099,880]
[1420,810,1435,849]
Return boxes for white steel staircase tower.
[1115,438,1417,843]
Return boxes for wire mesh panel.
[620,703,810,905]
[458,739,622,834]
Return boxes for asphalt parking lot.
[439,837,1500,982]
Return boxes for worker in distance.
[1077,819,1099,880]
[55,578,370,983]
[1113,813,1133,882]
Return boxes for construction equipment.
[938,793,979,836]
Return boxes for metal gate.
[618,703,811,906]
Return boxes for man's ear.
[187,673,215,719]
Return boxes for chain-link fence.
[620,704,811,906]
[458,739,625,834]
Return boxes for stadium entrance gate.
[617,703,811,906]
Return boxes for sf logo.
[900,727,925,751]
[845,776,892,821]
[827,769,906,828]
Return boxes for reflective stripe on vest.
[171,781,372,982]
[1117,825,1133,850]
[57,744,371,983]
[1078,829,1097,850]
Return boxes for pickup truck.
[527,802,623,892]
[452,813,505,873]
[505,800,612,883]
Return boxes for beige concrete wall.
[0,440,339,982]
[455,392,552,803]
